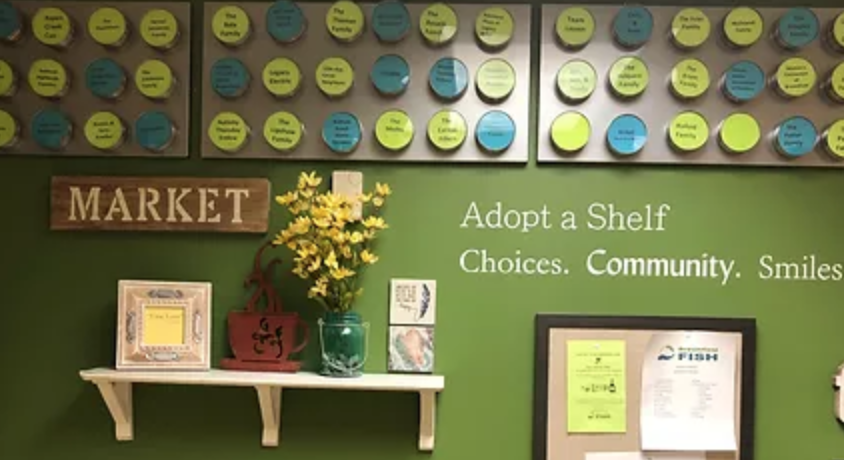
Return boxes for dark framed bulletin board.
[533,314,757,460]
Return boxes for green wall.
[2,0,844,459]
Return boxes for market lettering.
[51,176,270,233]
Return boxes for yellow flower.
[307,256,322,273]
[330,267,355,280]
[324,251,338,269]
[349,231,363,244]
[313,218,331,229]
[361,250,379,264]
[341,246,353,259]
[308,281,328,299]
[276,191,298,206]
[311,205,331,221]
[286,241,297,250]
[373,196,384,208]
[359,193,372,203]
[363,216,387,230]
[292,266,307,279]
[292,216,311,234]
[363,229,376,240]
[376,182,392,197]
[298,171,322,190]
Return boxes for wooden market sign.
[51,176,271,233]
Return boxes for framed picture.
[116,280,212,370]
[533,314,757,460]
[388,326,435,373]
[389,279,437,326]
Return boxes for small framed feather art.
[388,326,434,373]
[389,279,436,326]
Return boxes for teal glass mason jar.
[318,311,369,377]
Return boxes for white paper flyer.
[640,331,738,451]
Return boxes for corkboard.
[538,5,844,168]
[533,315,757,460]
[0,2,191,158]
[201,2,530,163]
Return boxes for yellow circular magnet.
[32,7,74,48]
[722,7,763,48]
[84,111,126,151]
[476,58,516,103]
[670,8,710,49]
[0,109,20,149]
[670,58,710,100]
[264,111,304,153]
[209,111,250,153]
[140,9,180,50]
[212,5,252,46]
[135,59,175,99]
[608,56,649,99]
[772,57,816,98]
[475,7,514,49]
[668,111,709,153]
[556,59,596,103]
[427,109,467,151]
[263,57,302,98]
[550,111,590,153]
[419,3,458,46]
[718,112,760,154]
[315,56,354,98]
[0,60,18,97]
[555,7,594,49]
[28,59,69,98]
[375,109,414,151]
[88,7,128,47]
[326,0,365,42]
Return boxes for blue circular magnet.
[135,111,176,152]
[776,7,819,49]
[211,57,250,98]
[372,0,411,43]
[476,110,516,154]
[775,116,817,158]
[429,57,469,100]
[266,0,307,43]
[85,58,127,99]
[31,109,72,150]
[370,54,410,96]
[0,2,22,42]
[606,114,647,155]
[723,60,765,103]
[322,112,362,154]
[612,6,653,48]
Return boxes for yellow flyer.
[566,340,627,433]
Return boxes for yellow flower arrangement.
[272,171,391,313]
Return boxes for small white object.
[331,170,363,220]
[79,368,444,450]
[389,279,437,326]
[835,363,844,423]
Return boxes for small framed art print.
[389,279,437,326]
[116,280,212,370]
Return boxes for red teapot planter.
[221,242,309,372]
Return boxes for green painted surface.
[1,1,844,460]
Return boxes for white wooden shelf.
[79,368,445,450]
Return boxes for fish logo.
[657,345,675,361]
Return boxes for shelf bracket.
[255,385,282,447]
[418,390,436,451]
[94,380,134,441]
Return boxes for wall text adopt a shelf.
[50,176,271,233]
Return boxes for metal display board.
[201,2,531,163]
[539,5,844,168]
[0,2,191,158]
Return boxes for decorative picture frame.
[533,314,757,460]
[116,280,212,370]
